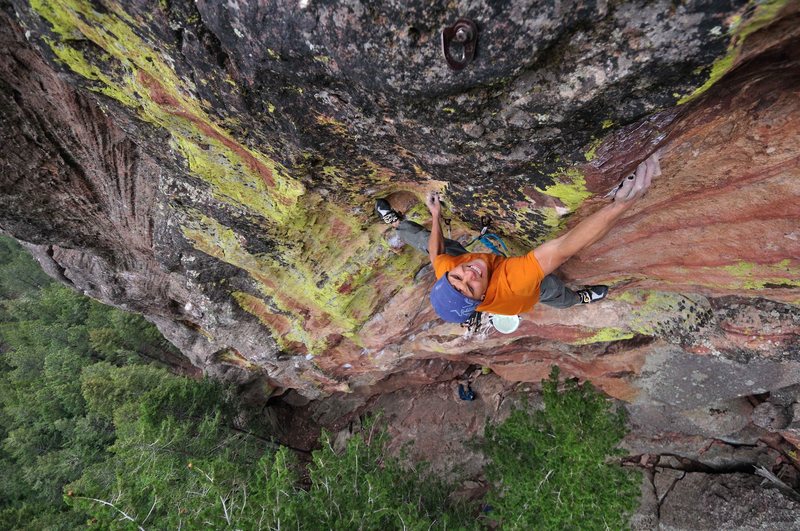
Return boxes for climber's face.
[447,258,489,301]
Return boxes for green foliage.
[0,236,191,527]
[483,367,641,530]
[299,421,468,530]
[0,238,467,529]
[69,413,470,530]
[0,285,119,513]
[0,281,163,498]
[0,500,85,531]
[69,370,268,529]
[0,237,51,300]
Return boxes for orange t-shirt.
[432,252,545,315]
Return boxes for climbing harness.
[459,216,515,339]
[437,212,518,339]
[461,310,483,333]
[465,216,509,257]
[461,310,496,340]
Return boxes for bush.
[483,367,641,530]
[300,421,469,530]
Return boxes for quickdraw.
[465,215,509,257]
[461,310,483,333]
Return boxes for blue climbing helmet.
[430,274,481,323]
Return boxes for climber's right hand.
[426,190,442,217]
[614,152,661,203]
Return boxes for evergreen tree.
[0,237,51,300]
[0,236,186,528]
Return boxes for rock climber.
[375,153,661,324]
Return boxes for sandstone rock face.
[1,0,800,510]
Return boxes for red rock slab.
[562,42,800,303]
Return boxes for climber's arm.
[426,191,445,264]
[533,201,631,275]
[533,153,660,276]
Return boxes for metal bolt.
[441,18,478,71]
[454,26,472,43]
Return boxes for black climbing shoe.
[375,198,402,224]
[576,285,609,304]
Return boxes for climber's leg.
[540,276,609,307]
[538,275,582,308]
[395,220,468,256]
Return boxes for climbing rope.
[465,216,509,257]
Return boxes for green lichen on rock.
[573,327,635,345]
[678,0,791,104]
[618,290,714,340]
[232,291,326,353]
[31,0,191,94]
[315,113,348,136]
[28,0,433,355]
[536,167,592,230]
[30,0,304,223]
[171,135,300,224]
[584,137,603,162]
[181,213,346,320]
[659,260,800,292]
[179,210,423,350]
[721,259,800,290]
[538,167,591,212]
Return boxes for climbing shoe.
[576,285,609,304]
[375,198,402,224]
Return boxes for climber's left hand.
[614,152,661,203]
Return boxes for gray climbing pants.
[396,220,581,309]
